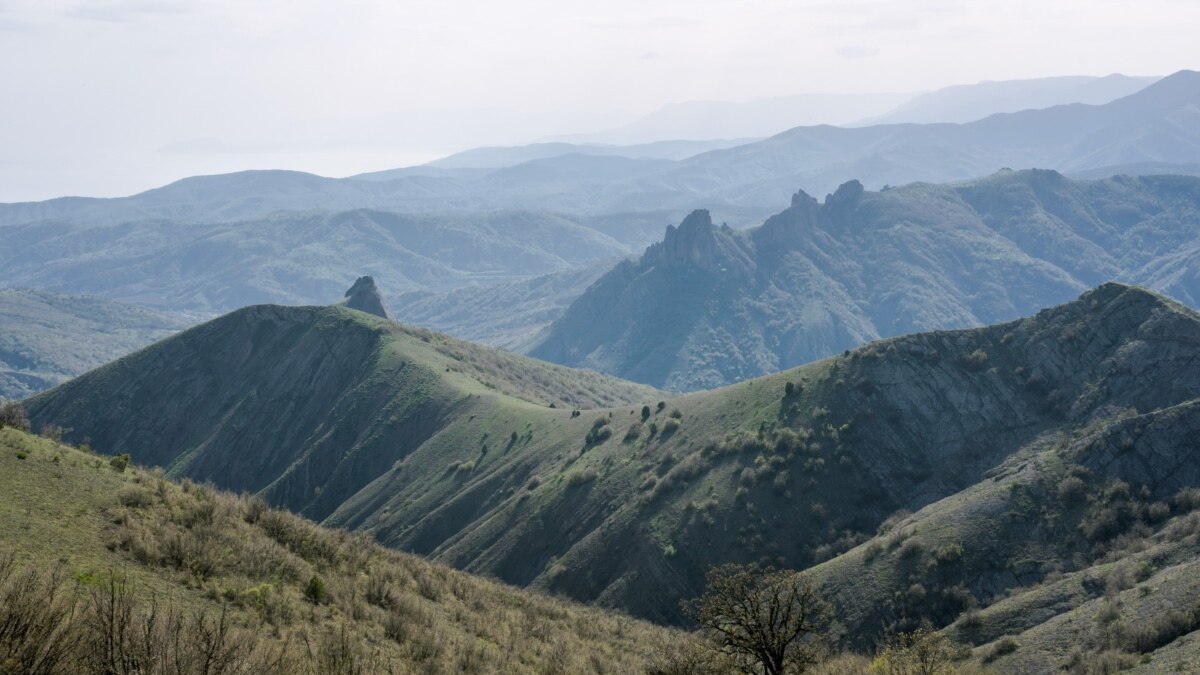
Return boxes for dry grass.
[0,427,675,674]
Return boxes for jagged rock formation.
[531,170,1200,390]
[338,276,392,319]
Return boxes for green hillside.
[0,288,190,400]
[26,284,1200,669]
[0,426,673,673]
[26,303,660,523]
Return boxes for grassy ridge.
[0,427,673,673]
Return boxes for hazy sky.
[1,0,1196,200]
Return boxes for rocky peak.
[338,276,392,320]
[825,179,865,209]
[660,209,721,272]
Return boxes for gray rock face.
[339,276,392,320]
[531,171,1200,391]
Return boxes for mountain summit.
[338,275,392,319]
[531,170,1200,390]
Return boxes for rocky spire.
[338,276,392,320]
[661,209,720,271]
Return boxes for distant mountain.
[636,69,1200,211]
[3,71,1195,234]
[555,93,911,145]
[531,170,1200,390]
[858,73,1157,125]
[26,284,1200,668]
[0,209,637,314]
[391,262,614,351]
[357,139,756,176]
[0,288,189,400]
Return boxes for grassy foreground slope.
[0,427,671,674]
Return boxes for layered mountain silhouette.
[2,71,1196,229]
[531,169,1200,390]
[24,283,1200,667]
[0,209,640,315]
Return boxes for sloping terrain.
[25,283,1200,667]
[0,209,635,314]
[0,427,672,673]
[25,302,660,523]
[532,170,1200,390]
[0,288,190,400]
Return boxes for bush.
[566,468,598,487]
[983,636,1019,663]
[0,402,31,432]
[109,453,131,473]
[869,628,955,675]
[304,575,328,605]
[785,382,795,398]
[641,405,651,421]
[662,418,681,435]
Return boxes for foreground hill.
[0,288,190,400]
[0,427,671,673]
[532,170,1200,390]
[25,283,1200,666]
[26,302,660,523]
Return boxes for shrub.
[304,574,328,605]
[961,349,989,370]
[641,405,651,421]
[566,468,598,486]
[0,402,31,432]
[657,401,666,412]
[662,418,681,435]
[109,453,131,473]
[624,422,643,442]
[870,628,955,675]
[785,382,795,398]
[983,636,1019,663]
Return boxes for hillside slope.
[531,170,1200,390]
[0,288,190,400]
[0,208,635,314]
[0,427,672,673]
[25,284,1200,663]
[25,303,660,524]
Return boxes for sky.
[0,0,1196,201]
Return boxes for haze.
[1,0,1196,201]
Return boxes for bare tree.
[684,563,831,675]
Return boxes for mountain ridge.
[531,169,1200,390]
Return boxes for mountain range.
[0,288,188,400]
[3,70,1195,232]
[0,209,641,315]
[530,169,1200,390]
[22,280,1200,670]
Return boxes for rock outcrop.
[338,276,392,320]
